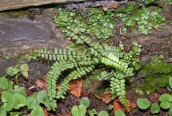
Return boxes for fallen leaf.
[57,80,83,98]
[26,89,34,96]
[149,93,160,103]
[0,89,4,95]
[114,99,136,112]
[35,79,47,89]
[95,91,112,104]
[59,114,71,116]
[44,108,56,116]
[82,89,90,97]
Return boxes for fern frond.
[56,65,95,99]
[38,48,85,61]
[48,59,98,110]
[100,44,121,56]
[100,53,133,76]
[98,70,114,80]
[110,77,128,108]
[47,60,74,110]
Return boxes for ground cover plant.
[0,0,171,115]
[38,35,141,110]
[136,76,172,115]
[0,64,51,116]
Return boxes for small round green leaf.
[71,105,86,116]
[0,77,8,90]
[10,112,20,116]
[37,90,51,110]
[2,91,15,111]
[6,67,20,77]
[168,103,172,116]
[13,93,27,109]
[150,103,160,114]
[115,110,126,116]
[98,111,109,116]
[13,87,27,97]
[27,96,37,109]
[160,101,170,109]
[31,105,45,116]
[0,107,7,116]
[137,98,151,109]
[88,109,97,116]
[20,64,29,78]
[6,81,13,92]
[80,97,90,108]
[159,94,172,102]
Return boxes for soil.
[0,2,172,116]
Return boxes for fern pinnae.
[56,65,95,99]
[38,48,85,62]
[47,60,79,109]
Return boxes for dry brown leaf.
[35,79,47,89]
[26,88,34,96]
[114,99,136,112]
[95,91,112,104]
[57,80,83,98]
[44,108,56,116]
[149,93,160,103]
[59,114,72,116]
[82,89,90,97]
[0,89,4,95]
[68,80,83,97]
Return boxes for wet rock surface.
[0,8,69,80]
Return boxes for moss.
[141,74,169,93]
[141,56,172,75]
[0,10,29,18]
[138,55,172,94]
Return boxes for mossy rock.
[141,56,172,75]
[138,56,172,94]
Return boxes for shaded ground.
[0,3,172,116]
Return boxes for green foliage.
[71,97,114,116]
[160,94,172,109]
[88,109,97,116]
[31,105,45,116]
[142,56,172,75]
[2,91,15,111]
[137,98,151,110]
[150,103,160,114]
[38,38,141,110]
[116,6,165,35]
[6,63,29,82]
[17,50,38,63]
[137,93,172,115]
[98,111,109,116]
[167,76,172,92]
[142,0,155,4]
[0,73,51,115]
[3,54,11,61]
[0,77,9,90]
[38,10,141,109]
[80,97,90,108]
[37,90,51,110]
[55,8,116,40]
[38,5,142,111]
[138,56,172,94]
[114,110,126,116]
[71,105,87,116]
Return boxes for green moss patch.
[137,56,172,94]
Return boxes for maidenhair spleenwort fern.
[38,35,141,111]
